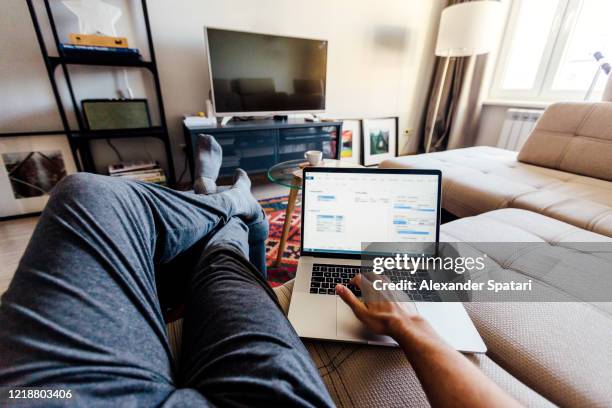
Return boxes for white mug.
[304,150,323,166]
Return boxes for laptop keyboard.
[309,264,441,301]
[309,264,362,296]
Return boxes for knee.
[49,173,117,208]
[247,210,269,243]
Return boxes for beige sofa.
[381,102,612,237]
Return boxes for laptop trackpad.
[336,297,394,344]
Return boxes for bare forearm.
[394,320,522,408]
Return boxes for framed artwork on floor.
[0,134,77,219]
[339,119,362,164]
[361,117,398,166]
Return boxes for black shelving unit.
[23,0,176,184]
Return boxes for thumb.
[336,284,368,318]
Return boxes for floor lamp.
[425,1,503,153]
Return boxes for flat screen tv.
[204,28,328,116]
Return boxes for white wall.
[474,104,509,147]
[1,0,445,178]
[0,0,64,133]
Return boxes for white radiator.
[497,109,544,151]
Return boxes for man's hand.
[335,274,440,343]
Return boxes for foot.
[193,134,222,194]
[232,168,251,191]
[225,169,261,221]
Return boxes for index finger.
[349,273,363,288]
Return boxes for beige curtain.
[420,0,493,152]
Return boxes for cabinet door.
[234,130,276,174]
[278,126,338,162]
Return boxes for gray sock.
[193,134,222,194]
[222,169,262,221]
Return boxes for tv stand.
[183,118,342,178]
[220,116,233,126]
[273,115,288,121]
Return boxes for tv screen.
[205,28,328,115]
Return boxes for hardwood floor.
[0,216,38,295]
[0,181,289,298]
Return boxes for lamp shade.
[435,1,503,57]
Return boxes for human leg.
[0,173,260,406]
[178,217,333,407]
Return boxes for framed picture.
[0,134,77,219]
[82,99,151,130]
[361,117,398,166]
[339,119,362,164]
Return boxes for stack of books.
[60,34,140,63]
[108,161,167,186]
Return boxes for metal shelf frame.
[12,0,176,184]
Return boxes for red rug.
[261,195,301,287]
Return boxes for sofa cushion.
[517,102,612,181]
[442,209,612,408]
[380,146,612,237]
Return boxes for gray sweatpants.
[0,173,333,407]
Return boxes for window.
[490,0,612,102]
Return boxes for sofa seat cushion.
[442,209,612,407]
[380,146,612,237]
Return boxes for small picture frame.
[0,134,78,219]
[339,119,362,164]
[361,117,398,166]
[82,99,151,131]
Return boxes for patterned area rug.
[261,195,301,287]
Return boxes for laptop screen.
[302,169,440,255]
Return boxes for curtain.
[419,0,492,153]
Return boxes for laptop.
[288,167,487,353]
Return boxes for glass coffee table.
[267,158,363,265]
